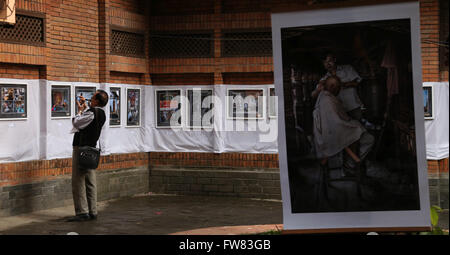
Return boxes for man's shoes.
[89,213,97,220]
[66,214,90,222]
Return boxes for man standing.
[312,52,363,120]
[67,90,108,222]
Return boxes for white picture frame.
[74,85,97,116]
[50,84,72,119]
[268,86,277,119]
[423,84,434,120]
[226,88,265,120]
[126,87,142,128]
[0,83,27,121]
[272,2,430,233]
[155,88,183,129]
[185,88,214,129]
[109,86,122,127]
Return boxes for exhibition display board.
[0,81,278,162]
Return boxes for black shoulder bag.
[78,108,102,170]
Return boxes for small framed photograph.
[0,84,27,120]
[155,89,182,128]
[51,85,71,118]
[186,88,214,128]
[109,87,121,126]
[126,88,141,127]
[74,86,96,114]
[227,88,264,120]
[268,86,277,118]
[423,85,434,120]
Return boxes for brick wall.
[108,0,150,84]
[45,0,100,82]
[0,0,448,211]
[150,152,279,169]
[150,73,214,85]
[110,0,145,14]
[1,0,446,84]
[0,0,446,174]
[0,63,41,80]
[428,158,449,177]
[149,167,281,200]
[0,152,149,188]
[222,72,274,84]
[110,71,144,85]
[420,0,449,177]
[420,0,442,82]
[0,0,150,83]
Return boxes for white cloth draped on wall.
[424,82,449,160]
[0,79,41,162]
[0,79,447,163]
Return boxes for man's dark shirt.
[72,107,106,147]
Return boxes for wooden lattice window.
[222,30,272,57]
[149,32,213,58]
[0,14,45,45]
[111,29,145,57]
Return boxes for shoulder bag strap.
[94,107,102,152]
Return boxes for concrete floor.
[0,194,283,235]
[0,193,447,235]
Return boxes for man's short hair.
[95,90,109,107]
[322,51,336,61]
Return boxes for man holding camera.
[67,90,108,222]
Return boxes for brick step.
[150,165,279,172]
[149,168,281,200]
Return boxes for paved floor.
[0,193,447,235]
[0,193,283,235]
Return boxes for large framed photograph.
[423,85,434,120]
[110,87,121,126]
[0,84,27,119]
[272,2,430,232]
[156,89,182,128]
[126,88,141,127]
[186,89,214,128]
[51,85,71,118]
[74,86,96,114]
[227,88,264,120]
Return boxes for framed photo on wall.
[186,88,214,128]
[51,85,71,118]
[227,88,264,120]
[423,85,434,120]
[0,84,27,119]
[110,87,121,126]
[272,2,430,233]
[268,87,277,118]
[155,89,182,128]
[74,86,96,114]
[126,88,141,127]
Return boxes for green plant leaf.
[430,206,440,226]
[431,205,442,213]
[431,227,444,235]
